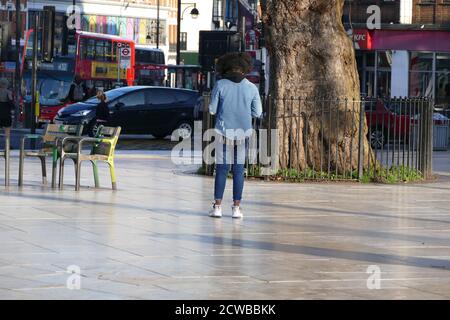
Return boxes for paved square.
[1,150,450,299]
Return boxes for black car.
[54,86,200,138]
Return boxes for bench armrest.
[58,136,84,148]
[76,137,103,154]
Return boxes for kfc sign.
[347,29,372,50]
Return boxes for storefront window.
[377,71,391,98]
[377,51,392,68]
[436,53,450,106]
[410,52,433,72]
[355,51,376,97]
[376,51,392,98]
[409,52,434,97]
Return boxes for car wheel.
[175,121,193,139]
[369,129,386,149]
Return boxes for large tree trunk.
[263,0,372,173]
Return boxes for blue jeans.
[214,142,246,202]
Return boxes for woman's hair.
[96,90,106,101]
[216,52,253,76]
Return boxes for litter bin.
[409,114,449,151]
[433,114,449,151]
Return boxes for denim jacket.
[209,78,262,141]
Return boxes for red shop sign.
[348,29,373,50]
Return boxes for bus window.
[95,41,104,61]
[87,39,95,60]
[105,41,113,62]
[79,38,87,60]
[112,43,119,62]
[159,52,165,64]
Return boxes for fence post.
[357,100,365,180]
[419,98,433,179]
[264,95,271,181]
[425,99,434,179]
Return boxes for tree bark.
[263,0,372,173]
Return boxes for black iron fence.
[202,95,439,182]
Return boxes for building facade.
[1,0,180,64]
[343,0,401,25]
[344,0,450,107]
[179,1,214,65]
[412,0,450,25]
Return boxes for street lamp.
[13,0,21,128]
[176,1,199,65]
[156,0,160,48]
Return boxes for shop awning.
[372,29,450,52]
[352,28,450,53]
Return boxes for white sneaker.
[232,205,243,219]
[209,204,222,218]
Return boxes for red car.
[364,98,412,149]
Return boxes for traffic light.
[41,6,56,62]
[62,13,77,57]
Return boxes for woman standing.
[208,53,262,219]
[88,90,110,137]
[95,90,109,123]
[0,79,14,139]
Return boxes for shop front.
[350,28,450,108]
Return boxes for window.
[116,91,146,107]
[435,53,450,105]
[409,52,434,97]
[180,32,187,51]
[147,89,177,105]
[87,39,95,60]
[377,51,392,98]
[79,38,87,59]
[79,38,114,62]
[95,41,106,61]
[146,19,167,46]
[136,49,165,65]
[213,0,224,26]
[175,91,194,103]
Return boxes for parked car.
[364,98,413,149]
[54,86,200,138]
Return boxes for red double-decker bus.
[23,30,135,124]
[134,46,166,86]
[75,31,135,87]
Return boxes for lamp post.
[176,1,199,65]
[156,0,160,48]
[14,0,21,128]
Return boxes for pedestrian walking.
[0,78,14,140]
[67,75,86,103]
[208,52,262,219]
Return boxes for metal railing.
[202,94,437,182]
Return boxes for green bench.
[19,124,84,188]
[59,126,121,191]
